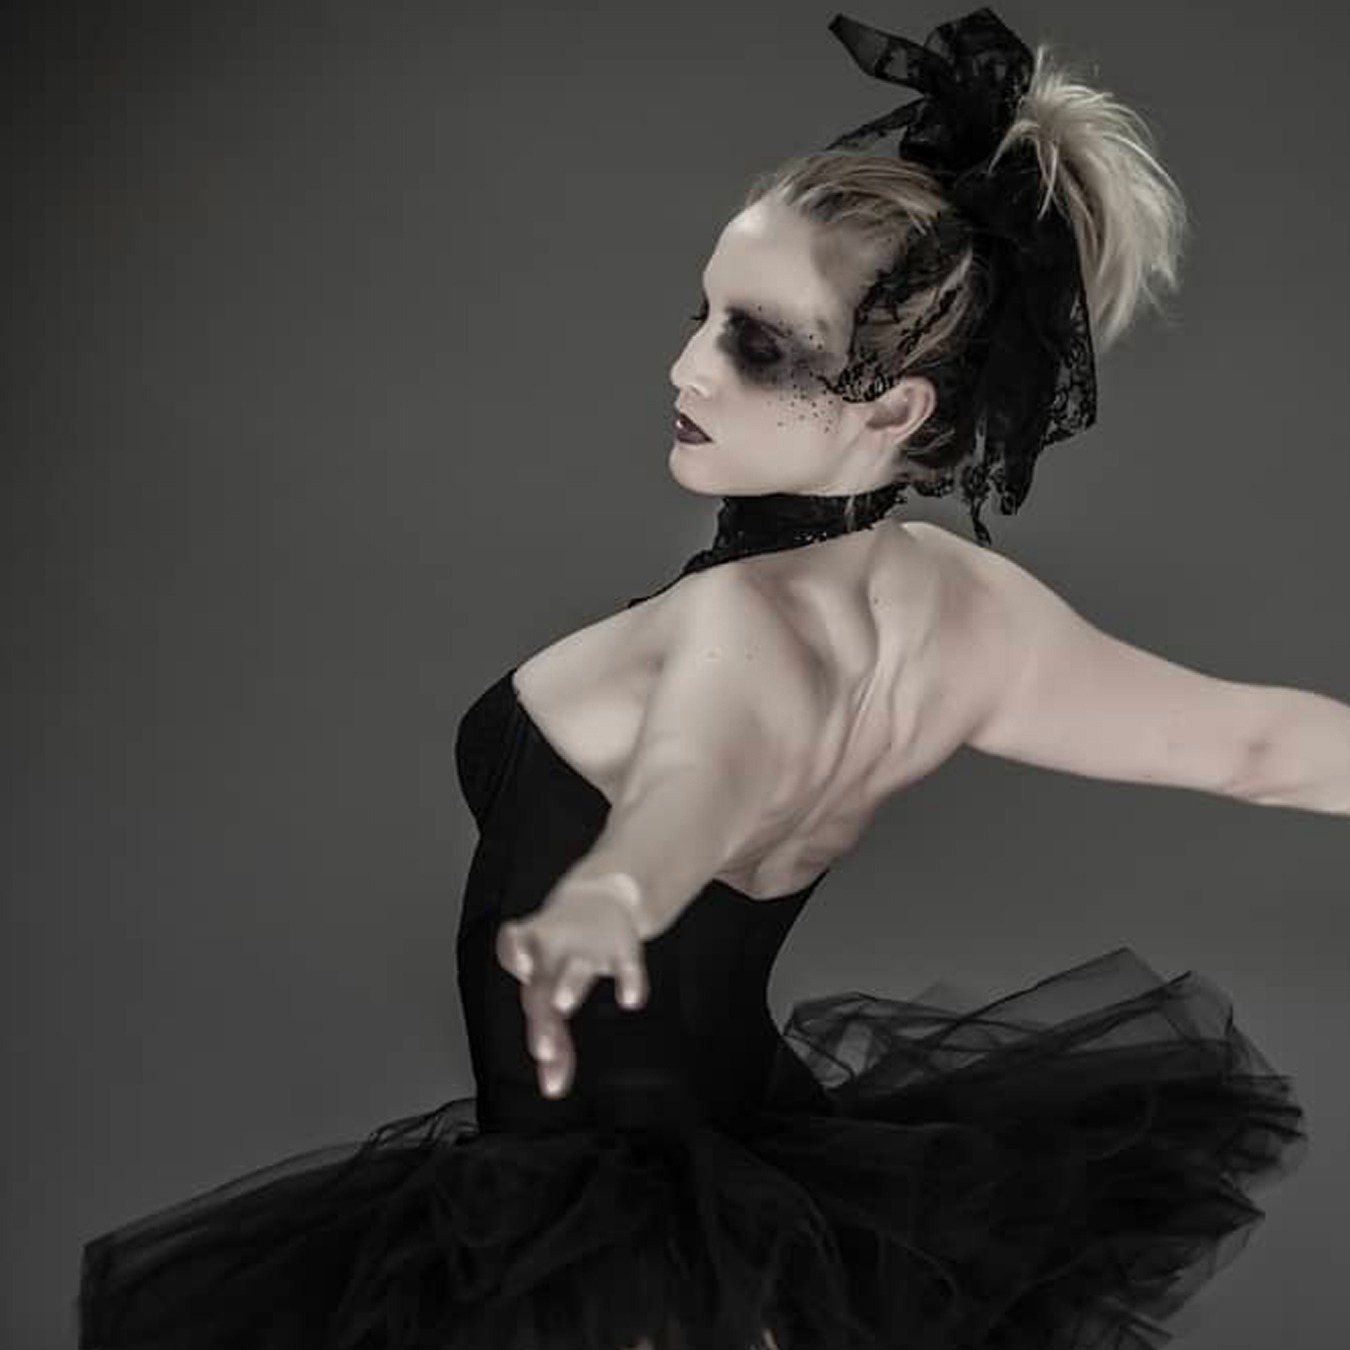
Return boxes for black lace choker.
[626,481,904,608]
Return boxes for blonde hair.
[743,37,1190,481]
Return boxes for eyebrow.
[700,269,835,348]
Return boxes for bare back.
[512,519,1004,900]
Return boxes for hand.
[495,872,649,1099]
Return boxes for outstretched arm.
[965,549,1350,816]
[498,575,821,1099]
[559,571,820,940]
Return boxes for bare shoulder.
[902,518,1113,695]
[584,566,831,893]
[904,518,998,581]
[904,519,1026,622]
[914,522,1097,667]
[667,567,823,698]
[941,528,1259,798]
[658,567,827,759]
[890,520,1041,741]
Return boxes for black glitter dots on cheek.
[769,341,842,432]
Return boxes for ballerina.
[78,9,1324,1350]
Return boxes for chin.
[667,440,785,501]
[667,441,734,497]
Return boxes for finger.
[551,959,595,1014]
[540,1019,575,1095]
[533,1012,574,1069]
[494,923,518,977]
[496,923,534,982]
[540,1035,574,1098]
[527,1006,574,1098]
[511,929,538,983]
[521,971,569,1063]
[616,954,648,1009]
[518,975,576,1098]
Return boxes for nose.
[669,327,713,402]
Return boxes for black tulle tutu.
[77,947,1306,1350]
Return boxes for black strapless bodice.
[452,666,830,1134]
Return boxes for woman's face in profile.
[669,197,933,499]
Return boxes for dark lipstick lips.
[675,410,712,441]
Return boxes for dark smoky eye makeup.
[687,295,783,368]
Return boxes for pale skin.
[498,197,943,1091]
[494,197,1350,1340]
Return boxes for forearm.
[556,763,741,941]
[1240,685,1350,816]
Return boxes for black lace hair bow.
[820,7,1098,545]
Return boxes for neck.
[627,480,906,609]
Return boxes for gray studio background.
[4,1,1347,1346]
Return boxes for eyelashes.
[687,297,782,369]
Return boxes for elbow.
[1226,684,1350,814]
[1225,684,1287,805]
[1227,735,1268,805]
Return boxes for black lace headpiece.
[630,6,1098,608]
[820,6,1098,546]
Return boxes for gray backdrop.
[4,1,1346,1346]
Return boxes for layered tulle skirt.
[77,947,1307,1350]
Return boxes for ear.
[865,374,937,445]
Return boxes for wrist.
[555,864,645,921]
[587,869,643,915]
